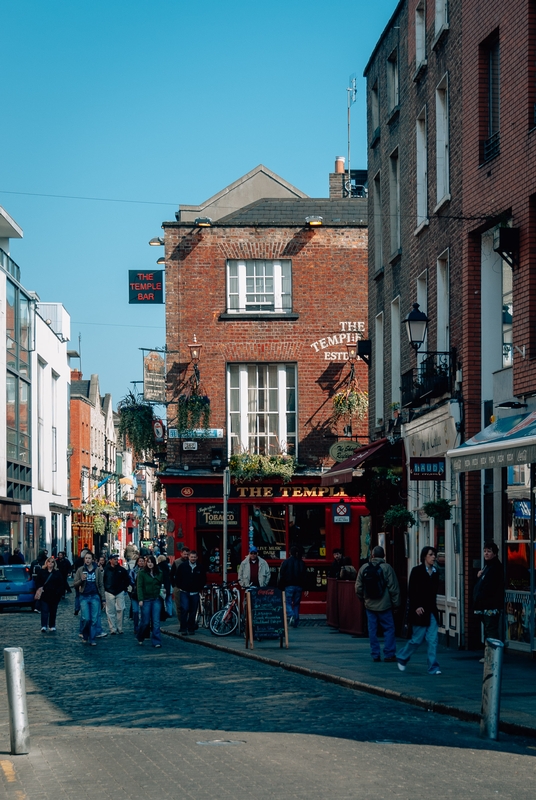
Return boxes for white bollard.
[4,647,30,754]
[480,637,504,740]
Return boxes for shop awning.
[321,438,389,486]
[447,411,536,473]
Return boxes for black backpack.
[362,562,387,599]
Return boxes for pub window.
[228,363,297,457]
[227,259,292,314]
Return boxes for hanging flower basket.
[177,393,211,433]
[117,391,156,455]
[383,505,416,529]
[332,387,369,421]
[229,452,296,484]
[422,498,452,521]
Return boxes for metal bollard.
[4,647,30,754]
[480,637,504,740]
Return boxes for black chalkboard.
[249,587,285,641]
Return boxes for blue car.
[0,565,36,611]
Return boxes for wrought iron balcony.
[401,350,455,408]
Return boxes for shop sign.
[168,428,223,439]
[143,351,166,402]
[165,483,353,500]
[410,457,446,481]
[329,441,359,462]
[196,504,239,527]
[183,441,198,450]
[310,321,366,362]
[405,415,457,459]
[129,271,164,304]
[332,503,351,523]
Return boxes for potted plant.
[422,498,452,521]
[117,391,156,456]
[383,504,416,529]
[229,452,296,483]
[177,392,211,434]
[332,385,368,421]
[389,401,400,419]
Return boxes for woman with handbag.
[136,555,164,648]
[34,557,64,632]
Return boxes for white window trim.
[227,259,291,314]
[227,363,297,458]
[416,108,428,229]
[436,73,450,204]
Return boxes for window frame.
[226,259,292,315]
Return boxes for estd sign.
[129,271,164,304]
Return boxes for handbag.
[159,584,167,600]
[34,587,44,600]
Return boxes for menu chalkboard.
[246,587,289,648]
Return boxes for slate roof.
[215,198,368,227]
[70,380,90,398]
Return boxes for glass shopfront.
[505,493,533,648]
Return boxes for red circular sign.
[336,504,348,516]
[181,487,194,497]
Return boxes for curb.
[162,629,536,740]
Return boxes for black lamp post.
[403,303,429,351]
[188,335,202,385]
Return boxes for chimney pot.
[335,156,345,174]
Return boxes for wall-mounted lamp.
[404,303,429,351]
[346,342,358,362]
[149,236,165,246]
[305,216,323,227]
[195,217,212,227]
[188,335,202,363]
[156,257,165,265]
[495,401,528,409]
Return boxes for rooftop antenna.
[78,332,82,373]
[346,73,357,198]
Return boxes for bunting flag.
[97,476,111,488]
[119,477,134,486]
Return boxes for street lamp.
[188,335,202,385]
[148,236,164,246]
[403,303,429,351]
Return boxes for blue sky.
[2,0,396,407]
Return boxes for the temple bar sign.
[129,271,164,304]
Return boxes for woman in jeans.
[35,557,64,632]
[136,555,164,647]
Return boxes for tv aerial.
[346,73,357,197]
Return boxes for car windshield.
[0,566,32,582]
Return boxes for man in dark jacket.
[397,546,441,675]
[356,546,400,662]
[175,550,206,635]
[279,546,308,627]
[473,540,504,643]
[56,551,72,594]
[171,546,191,619]
[103,554,130,634]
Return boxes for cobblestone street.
[1,599,536,799]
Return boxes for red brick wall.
[69,398,91,507]
[163,223,369,469]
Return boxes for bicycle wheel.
[209,607,239,636]
[203,596,212,628]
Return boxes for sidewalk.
[163,618,536,737]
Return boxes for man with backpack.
[355,545,400,662]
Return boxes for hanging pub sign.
[196,504,239,527]
[129,271,164,304]
[410,457,446,481]
[143,351,166,403]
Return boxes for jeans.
[165,593,173,618]
[179,591,199,633]
[366,608,396,659]
[80,594,101,644]
[131,598,140,633]
[397,614,440,674]
[138,599,162,646]
[105,591,126,633]
[285,586,303,626]
[40,599,59,629]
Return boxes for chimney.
[329,156,346,199]
[71,369,83,381]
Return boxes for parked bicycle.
[209,581,242,636]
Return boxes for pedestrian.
[238,546,271,589]
[73,551,105,646]
[103,553,130,634]
[136,555,164,647]
[124,542,139,569]
[34,556,64,632]
[56,551,72,595]
[328,548,344,578]
[278,545,308,627]
[175,550,206,635]
[171,546,190,618]
[397,546,441,675]
[473,540,504,649]
[157,555,173,618]
[8,547,25,564]
[30,549,48,577]
[355,545,400,663]
[129,555,146,635]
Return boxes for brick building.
[366,0,536,651]
[159,165,370,612]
